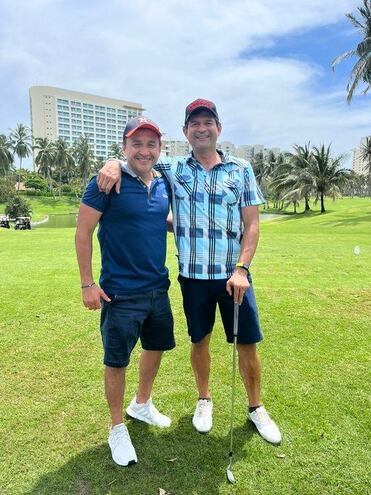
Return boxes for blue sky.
[0,0,369,168]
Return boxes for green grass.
[0,197,370,495]
[0,195,79,221]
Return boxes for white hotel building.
[352,136,370,175]
[29,86,143,160]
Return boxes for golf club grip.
[233,303,239,337]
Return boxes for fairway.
[0,197,370,495]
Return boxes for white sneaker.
[108,423,137,466]
[249,406,281,444]
[126,397,171,428]
[192,399,213,433]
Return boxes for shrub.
[0,179,14,203]
[5,195,32,218]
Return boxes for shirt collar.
[186,150,240,171]
[122,161,161,178]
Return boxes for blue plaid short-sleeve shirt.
[155,152,265,279]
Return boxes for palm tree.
[73,136,94,188]
[9,123,32,191]
[271,143,314,213]
[109,143,124,160]
[0,134,14,176]
[309,145,351,213]
[251,152,274,208]
[289,143,313,212]
[54,138,75,193]
[332,0,371,103]
[33,137,55,194]
[360,136,371,174]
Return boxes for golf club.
[226,302,239,484]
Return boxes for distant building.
[235,144,281,162]
[218,141,236,156]
[158,132,282,162]
[235,145,254,161]
[161,136,190,157]
[29,86,143,160]
[352,136,370,175]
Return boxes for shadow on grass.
[26,416,257,495]
[317,211,371,227]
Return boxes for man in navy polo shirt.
[97,100,282,446]
[75,117,175,467]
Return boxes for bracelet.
[235,262,250,272]
[81,282,96,289]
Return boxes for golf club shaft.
[229,303,239,460]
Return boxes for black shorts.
[100,289,175,368]
[178,275,263,344]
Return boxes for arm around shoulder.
[97,159,122,194]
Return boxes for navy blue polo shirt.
[81,171,170,295]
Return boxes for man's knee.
[192,334,211,352]
[237,343,259,361]
[105,365,126,377]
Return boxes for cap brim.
[185,106,219,123]
[125,124,161,137]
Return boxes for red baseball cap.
[184,98,219,124]
[123,117,162,138]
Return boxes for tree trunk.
[320,193,325,213]
[59,170,62,197]
[17,157,22,193]
[304,194,310,211]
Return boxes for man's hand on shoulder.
[82,284,111,310]
[97,159,121,194]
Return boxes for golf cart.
[0,216,10,229]
[14,217,31,230]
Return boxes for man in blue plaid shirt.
[98,99,281,445]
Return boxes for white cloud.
[0,0,368,169]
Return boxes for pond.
[33,213,77,228]
[260,213,283,222]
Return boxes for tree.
[309,145,351,213]
[93,157,105,174]
[251,152,271,207]
[360,136,371,174]
[288,143,313,212]
[73,136,94,188]
[54,138,75,194]
[0,134,14,176]
[270,144,313,213]
[9,124,32,191]
[24,173,48,192]
[33,137,55,194]
[109,143,124,160]
[5,195,32,218]
[0,178,14,202]
[332,0,371,103]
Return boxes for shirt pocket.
[221,177,243,205]
[173,173,194,200]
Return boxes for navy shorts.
[100,289,175,368]
[178,275,263,344]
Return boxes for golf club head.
[226,467,236,484]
